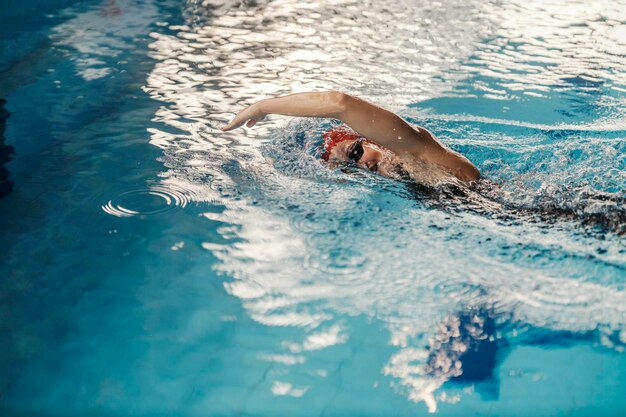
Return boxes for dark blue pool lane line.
[0,99,13,198]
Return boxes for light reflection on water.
[7,0,619,413]
[136,0,626,411]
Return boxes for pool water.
[1,0,625,415]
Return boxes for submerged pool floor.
[1,0,625,416]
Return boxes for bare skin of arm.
[222,91,480,183]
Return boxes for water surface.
[1,0,625,415]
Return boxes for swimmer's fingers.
[221,113,246,131]
[222,104,264,131]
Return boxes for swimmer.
[222,92,626,234]
[222,91,480,184]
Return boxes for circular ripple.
[292,211,340,234]
[102,186,190,218]
[304,246,368,277]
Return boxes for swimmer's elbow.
[327,91,349,117]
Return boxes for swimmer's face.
[329,139,384,171]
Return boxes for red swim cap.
[321,126,362,161]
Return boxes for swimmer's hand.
[221,92,347,131]
[221,103,266,131]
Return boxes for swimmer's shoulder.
[447,150,480,183]
[412,126,480,184]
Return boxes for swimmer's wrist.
[251,101,267,118]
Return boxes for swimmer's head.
[322,127,385,171]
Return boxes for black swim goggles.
[347,138,365,163]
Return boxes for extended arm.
[222,91,434,154]
[222,91,479,182]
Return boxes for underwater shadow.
[424,304,620,402]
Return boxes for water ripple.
[102,185,190,218]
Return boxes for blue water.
[1,0,625,416]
